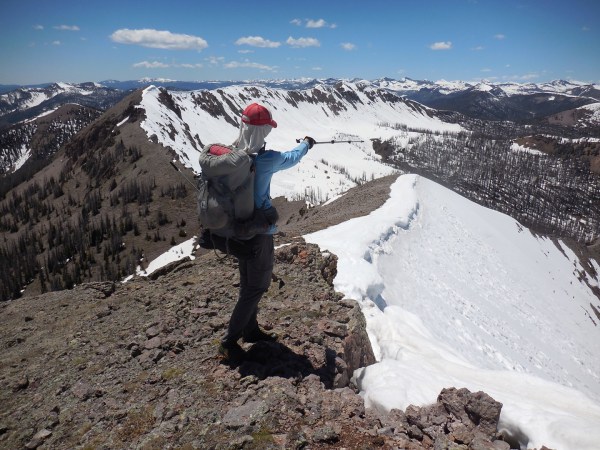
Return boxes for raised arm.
[270,139,310,172]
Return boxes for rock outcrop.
[0,238,518,449]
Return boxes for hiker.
[218,103,315,361]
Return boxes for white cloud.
[286,36,320,48]
[519,72,539,80]
[494,34,506,40]
[133,61,169,69]
[33,25,44,30]
[312,67,323,71]
[307,19,327,28]
[223,60,276,71]
[472,45,484,51]
[110,28,208,50]
[306,18,336,29]
[504,72,540,81]
[582,26,590,31]
[52,40,61,46]
[235,36,280,48]
[237,49,254,54]
[429,41,452,50]
[341,42,356,51]
[292,18,336,28]
[179,63,203,69]
[205,56,225,65]
[54,25,80,31]
[481,68,492,72]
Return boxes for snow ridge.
[138,83,460,204]
[305,174,421,341]
[305,175,600,450]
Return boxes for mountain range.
[2,77,599,125]
[0,76,599,448]
[1,77,599,178]
[1,77,599,301]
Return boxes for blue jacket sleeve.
[252,140,310,225]
[270,140,309,172]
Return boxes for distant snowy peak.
[546,79,587,90]
[0,82,118,117]
[100,77,598,100]
[469,82,508,98]
[435,79,472,94]
[472,82,493,92]
[376,77,433,91]
[371,77,599,99]
[0,82,128,128]
[368,77,600,121]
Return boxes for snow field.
[305,174,600,450]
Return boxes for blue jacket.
[254,140,309,233]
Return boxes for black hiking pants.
[222,234,274,345]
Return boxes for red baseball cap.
[241,103,277,128]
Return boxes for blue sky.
[1,0,598,85]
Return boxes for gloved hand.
[303,136,316,149]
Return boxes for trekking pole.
[169,159,201,193]
[296,138,364,144]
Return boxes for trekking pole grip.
[295,138,330,144]
[295,138,364,144]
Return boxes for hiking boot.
[242,328,278,343]
[218,341,246,362]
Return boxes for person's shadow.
[223,341,338,389]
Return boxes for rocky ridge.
[1,242,521,450]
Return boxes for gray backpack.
[197,143,255,239]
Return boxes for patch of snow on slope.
[510,142,545,156]
[581,102,600,121]
[135,237,197,278]
[20,91,50,110]
[12,145,31,172]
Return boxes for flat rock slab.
[222,400,269,429]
